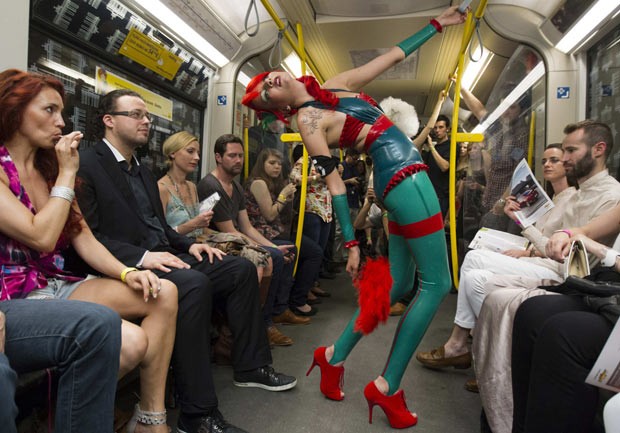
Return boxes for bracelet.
[50,186,75,203]
[344,240,360,249]
[120,267,139,283]
[430,18,443,33]
[278,193,287,202]
[553,229,573,237]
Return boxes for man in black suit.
[77,89,296,433]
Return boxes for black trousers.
[512,295,612,433]
[155,253,271,415]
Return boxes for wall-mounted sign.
[119,28,183,80]
[556,86,570,99]
[217,95,227,106]
[95,67,173,121]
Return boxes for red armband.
[344,240,360,249]
[430,19,443,33]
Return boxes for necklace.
[167,173,191,202]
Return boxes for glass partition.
[457,45,546,263]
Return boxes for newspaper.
[468,227,529,253]
[586,319,620,392]
[510,159,554,227]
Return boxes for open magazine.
[468,227,529,253]
[510,159,554,227]
[586,318,620,392]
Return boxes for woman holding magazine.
[416,143,576,371]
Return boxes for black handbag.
[544,268,620,324]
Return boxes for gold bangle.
[278,193,287,202]
[120,267,138,283]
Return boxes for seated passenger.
[157,131,271,282]
[197,135,308,349]
[417,123,620,373]
[512,292,616,432]
[77,91,296,433]
[475,204,620,432]
[0,302,120,433]
[289,144,333,298]
[245,148,323,317]
[0,69,177,432]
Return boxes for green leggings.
[330,172,451,394]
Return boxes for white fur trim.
[379,97,419,138]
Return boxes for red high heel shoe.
[306,347,345,401]
[364,381,418,429]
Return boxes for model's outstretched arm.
[325,6,467,92]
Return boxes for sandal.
[126,403,167,433]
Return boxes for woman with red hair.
[242,6,466,429]
[0,69,177,433]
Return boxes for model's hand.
[0,311,5,354]
[545,231,572,262]
[189,243,225,264]
[436,5,468,27]
[55,131,83,177]
[125,269,161,302]
[143,251,190,272]
[346,246,360,279]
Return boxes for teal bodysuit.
[302,93,451,394]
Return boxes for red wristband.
[430,19,443,33]
[344,240,360,249]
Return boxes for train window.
[587,25,620,180]
[27,0,212,181]
[460,45,546,246]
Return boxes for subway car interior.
[2,0,620,432]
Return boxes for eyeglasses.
[108,110,152,121]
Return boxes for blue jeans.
[0,299,122,433]
[288,234,323,307]
[263,240,295,323]
[303,212,331,255]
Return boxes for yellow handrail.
[259,0,324,83]
[448,0,489,289]
[527,110,536,168]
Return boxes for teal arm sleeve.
[332,194,355,243]
[396,24,438,58]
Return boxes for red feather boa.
[353,256,392,335]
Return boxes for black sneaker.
[176,409,247,433]
[233,366,297,391]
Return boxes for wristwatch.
[497,198,506,206]
[602,248,620,267]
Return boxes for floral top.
[0,146,82,300]
[244,178,284,240]
[290,157,333,223]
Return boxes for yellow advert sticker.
[95,67,173,121]
[119,28,183,80]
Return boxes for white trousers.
[454,249,561,329]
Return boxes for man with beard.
[416,120,620,376]
[197,135,306,349]
[77,91,296,433]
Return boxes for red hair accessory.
[353,256,392,335]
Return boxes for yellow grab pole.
[259,0,324,82]
[243,126,249,179]
[292,21,309,275]
[527,110,536,168]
